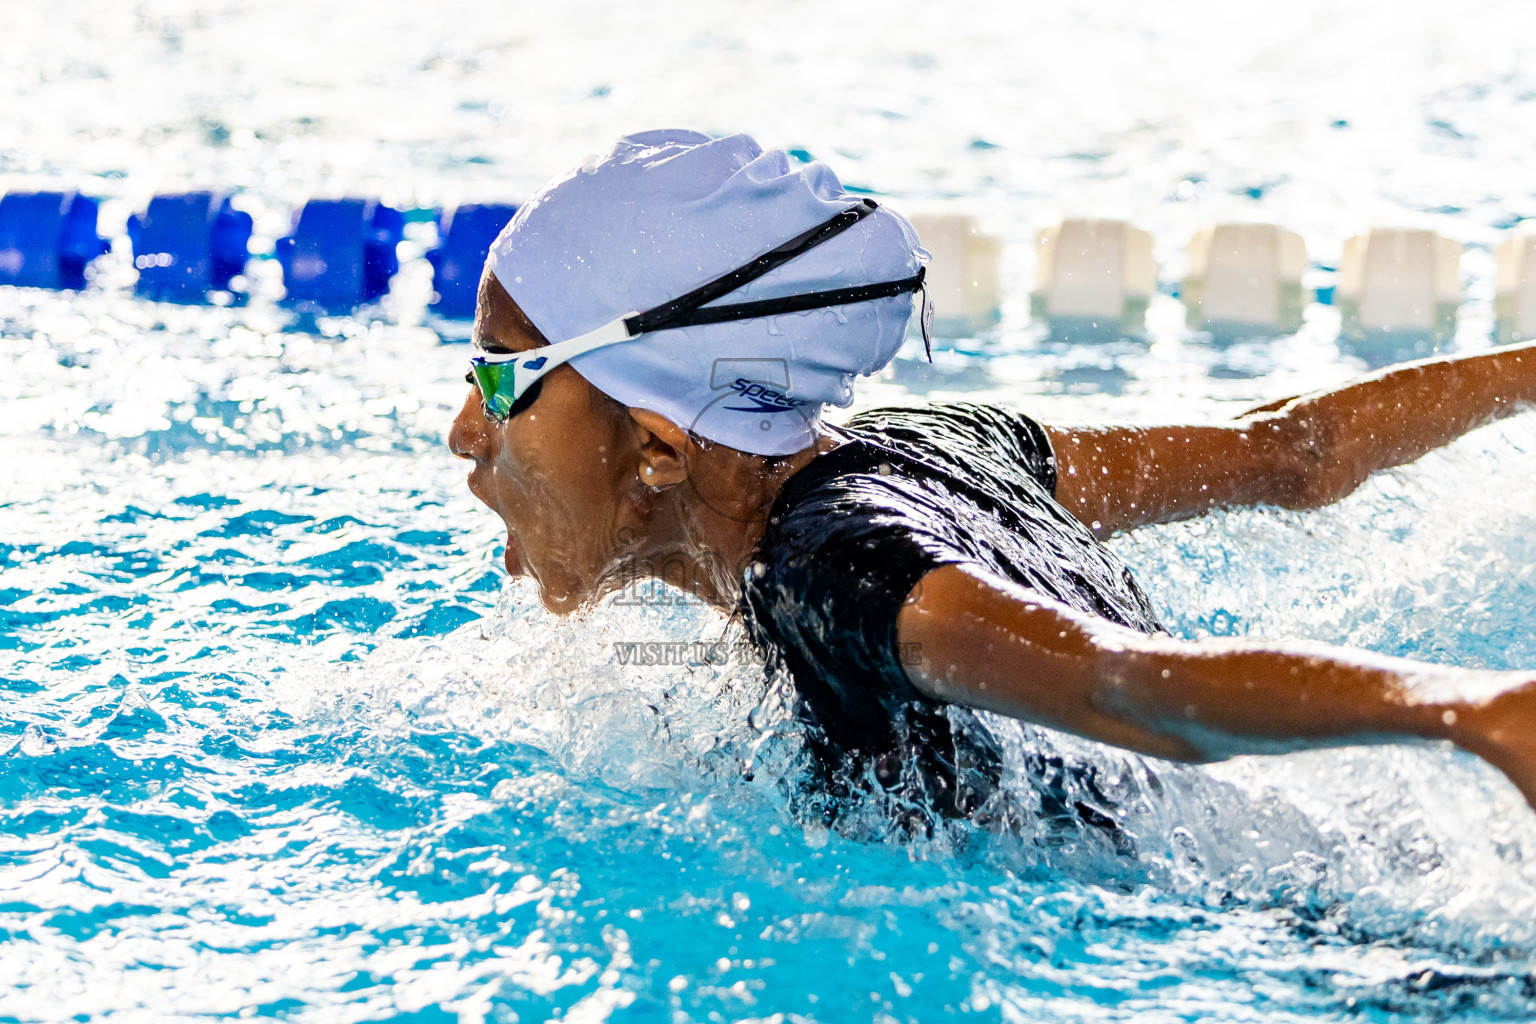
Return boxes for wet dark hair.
[474,270,550,352]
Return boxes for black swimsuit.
[737,403,1162,827]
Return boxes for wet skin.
[450,268,1536,810]
[447,270,831,615]
[905,341,1536,805]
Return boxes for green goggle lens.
[469,360,515,420]
[468,357,545,422]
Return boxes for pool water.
[5,1,1536,1020]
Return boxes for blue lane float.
[275,198,404,313]
[0,191,111,290]
[426,203,517,319]
[126,192,254,303]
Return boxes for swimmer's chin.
[504,545,587,617]
[537,589,586,617]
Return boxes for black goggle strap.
[625,198,880,335]
[917,273,934,361]
[646,266,925,330]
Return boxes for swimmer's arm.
[897,564,1536,807]
[1043,338,1536,538]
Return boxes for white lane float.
[1032,218,1157,341]
[906,210,1003,337]
[1337,227,1462,344]
[1495,225,1536,344]
[1183,223,1308,337]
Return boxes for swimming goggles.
[467,198,930,421]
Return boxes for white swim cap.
[487,130,927,456]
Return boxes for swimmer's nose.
[448,390,490,462]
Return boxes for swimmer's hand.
[898,563,1536,810]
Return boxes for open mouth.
[460,466,520,575]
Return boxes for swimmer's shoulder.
[834,402,1058,494]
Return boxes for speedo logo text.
[722,378,810,413]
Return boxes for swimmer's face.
[447,272,642,615]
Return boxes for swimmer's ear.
[627,408,690,489]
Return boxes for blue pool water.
[6,1,1536,1020]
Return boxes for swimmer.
[448,130,1536,818]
